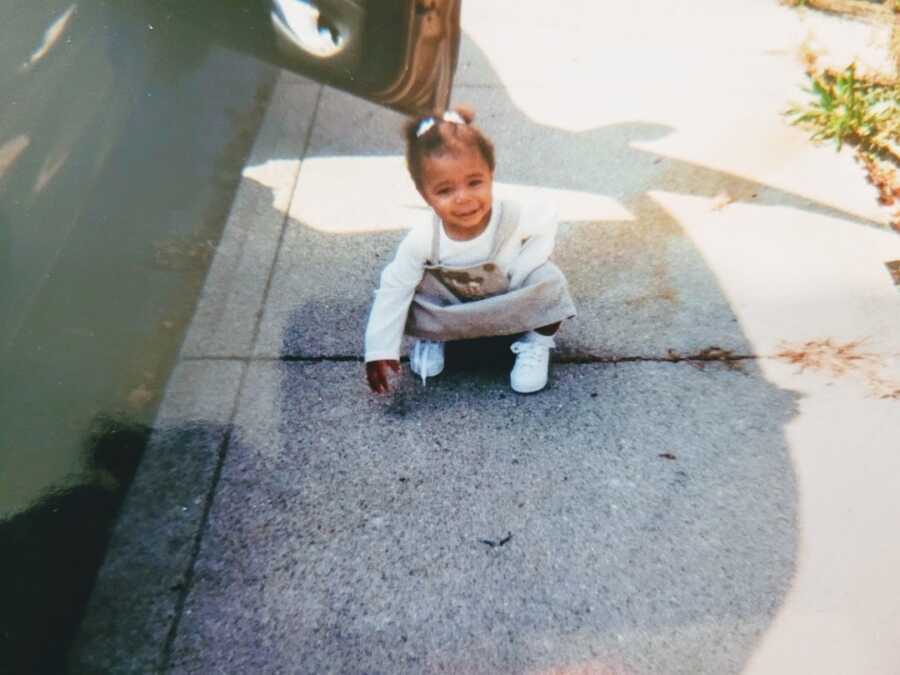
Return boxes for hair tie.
[415,111,466,138]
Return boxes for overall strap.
[489,200,520,258]
[429,214,442,264]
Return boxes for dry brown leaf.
[776,338,900,399]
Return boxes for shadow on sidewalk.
[274,34,878,360]
[160,33,809,674]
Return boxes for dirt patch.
[623,287,678,308]
[658,346,748,373]
[693,346,747,372]
[776,337,879,374]
[887,259,900,284]
[775,338,900,398]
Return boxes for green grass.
[788,63,900,228]
[788,64,899,160]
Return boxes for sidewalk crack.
[182,348,761,366]
[282,348,759,365]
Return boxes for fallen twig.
[480,532,513,547]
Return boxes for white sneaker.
[510,333,553,393]
[409,339,445,385]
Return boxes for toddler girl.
[364,106,576,394]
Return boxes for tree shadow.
[257,31,806,674]
[65,23,818,675]
[272,32,881,360]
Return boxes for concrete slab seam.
[180,351,899,365]
[158,86,325,671]
[158,409,240,672]
[180,352,759,364]
[248,83,325,356]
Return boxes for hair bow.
[415,111,466,138]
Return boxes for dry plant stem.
[858,152,900,205]
[819,65,897,87]
[858,135,900,165]
[891,0,900,74]
[791,0,900,68]
[790,0,894,22]
[776,338,877,376]
[855,150,900,230]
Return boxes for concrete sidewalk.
[72,2,900,673]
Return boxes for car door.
[270,0,461,115]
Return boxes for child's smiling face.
[419,148,494,241]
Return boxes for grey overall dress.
[405,200,577,342]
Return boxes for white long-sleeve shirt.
[364,200,559,362]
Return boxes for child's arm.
[364,227,428,392]
[507,201,559,289]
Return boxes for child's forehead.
[422,147,490,178]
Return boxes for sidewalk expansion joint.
[160,422,237,671]
[181,355,364,362]
[557,351,757,365]
[183,351,758,365]
[160,87,328,668]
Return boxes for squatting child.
[364,106,576,394]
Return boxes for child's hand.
[366,360,400,394]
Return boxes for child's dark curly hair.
[404,105,496,191]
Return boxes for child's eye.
[469,180,482,187]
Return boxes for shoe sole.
[410,365,444,378]
[510,380,547,394]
